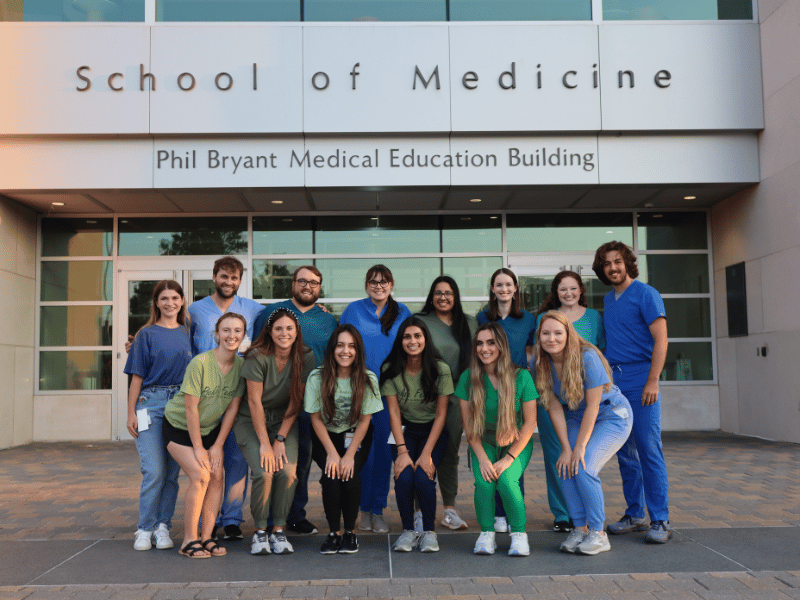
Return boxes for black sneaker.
[287,519,318,535]
[320,532,341,554]
[338,531,359,554]
[553,520,574,533]
[223,524,244,540]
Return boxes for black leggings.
[311,424,373,533]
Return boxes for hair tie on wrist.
[507,451,517,460]
[396,443,406,448]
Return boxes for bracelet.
[396,443,406,448]
[507,451,517,460]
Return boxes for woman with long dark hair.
[125,280,192,552]
[416,276,477,530]
[340,265,412,533]
[381,317,452,553]
[534,311,632,555]
[455,323,538,557]
[305,324,382,554]
[235,308,315,556]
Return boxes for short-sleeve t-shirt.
[239,348,316,418]
[454,368,538,445]
[603,280,666,365]
[188,295,265,356]
[380,361,454,424]
[476,310,537,368]
[304,368,383,433]
[535,308,605,350]
[415,312,478,384]
[551,349,626,415]
[165,350,246,435]
[124,324,193,388]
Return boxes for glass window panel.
[663,298,711,338]
[252,259,311,300]
[158,0,299,21]
[39,350,113,390]
[442,257,502,298]
[20,0,144,21]
[315,258,439,298]
[41,218,113,257]
[304,0,445,21]
[442,215,501,253]
[662,342,713,381]
[253,216,313,255]
[603,0,751,20]
[451,0,591,20]
[637,212,708,250]
[506,213,633,252]
[41,261,113,302]
[40,306,112,346]
[315,216,439,254]
[639,254,709,294]
[191,280,215,303]
[118,217,247,256]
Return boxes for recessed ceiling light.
[653,214,663,218]
[371,217,379,220]
[684,196,696,200]
[489,216,499,220]
[606,230,613,234]
[121,220,128,223]
[271,200,283,204]
[470,198,482,203]
[461,217,471,221]
[52,202,64,206]
[282,218,293,222]
[86,220,97,224]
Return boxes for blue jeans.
[359,399,392,514]
[561,398,633,531]
[135,385,181,531]
[216,430,249,528]
[286,411,312,525]
[613,362,670,522]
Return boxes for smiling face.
[334,330,357,372]
[292,267,322,308]
[539,317,568,358]
[156,288,184,320]
[212,268,242,299]
[401,326,426,358]
[602,250,629,287]
[270,315,298,352]
[366,271,393,303]
[475,329,500,367]
[556,276,582,309]
[433,281,455,315]
[491,273,517,304]
[216,316,245,352]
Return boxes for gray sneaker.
[645,520,673,544]
[269,531,294,554]
[418,531,439,552]
[393,530,418,552]
[607,515,648,535]
[577,530,611,555]
[560,529,588,553]
[371,513,389,533]
[358,511,372,531]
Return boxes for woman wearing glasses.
[340,265,412,533]
[415,276,477,530]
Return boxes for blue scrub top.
[535,308,605,350]
[550,349,626,415]
[340,297,412,376]
[603,280,666,366]
[188,295,265,356]
[252,299,338,368]
[476,309,536,368]
[124,324,193,388]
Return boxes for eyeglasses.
[294,278,321,289]
[367,279,390,288]
[433,290,454,298]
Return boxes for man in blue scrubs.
[252,265,338,536]
[592,242,671,543]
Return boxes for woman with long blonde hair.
[454,322,538,557]
[534,311,633,556]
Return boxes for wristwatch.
[275,434,286,443]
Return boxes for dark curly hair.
[592,241,639,286]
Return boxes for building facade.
[2,0,797,448]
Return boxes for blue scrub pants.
[612,362,670,522]
[360,398,393,515]
[561,399,633,531]
[215,431,249,528]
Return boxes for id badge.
[136,407,150,432]
[344,431,355,449]
[612,406,630,420]
[387,424,405,445]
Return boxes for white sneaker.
[251,530,271,555]
[393,530,419,552]
[153,523,173,550]
[508,532,530,556]
[441,508,468,530]
[560,529,588,554]
[418,531,440,553]
[473,531,497,555]
[494,516,509,533]
[577,530,611,555]
[413,510,424,534]
[269,531,294,554]
[133,529,152,551]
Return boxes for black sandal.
[201,538,227,557]
[179,540,211,559]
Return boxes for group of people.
[124,240,671,560]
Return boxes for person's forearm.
[546,398,570,451]
[421,396,448,456]
[246,380,271,446]
[343,414,372,460]
[127,375,143,418]
[215,396,241,450]
[311,413,339,456]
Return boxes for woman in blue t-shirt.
[124,280,193,553]
[533,311,633,556]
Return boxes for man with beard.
[592,242,671,544]
[252,265,338,536]
[188,255,266,541]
